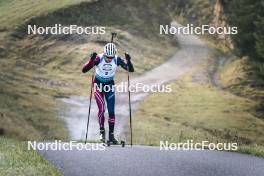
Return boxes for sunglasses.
[105,56,113,59]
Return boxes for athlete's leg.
[105,85,118,143]
[105,85,115,134]
[94,84,105,130]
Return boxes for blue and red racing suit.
[82,53,134,133]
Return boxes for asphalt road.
[38,145,264,176]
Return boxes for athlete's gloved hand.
[125,53,131,61]
[90,52,97,60]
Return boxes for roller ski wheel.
[106,140,125,147]
[121,140,125,147]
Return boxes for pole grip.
[111,32,117,43]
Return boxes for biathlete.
[82,43,134,143]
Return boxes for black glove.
[90,52,97,60]
[125,52,131,61]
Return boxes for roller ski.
[106,133,125,147]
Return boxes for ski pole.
[126,57,133,147]
[84,68,94,144]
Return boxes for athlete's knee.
[108,109,115,124]
[108,114,115,124]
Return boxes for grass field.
[0,137,62,176]
[220,57,264,101]
[0,0,91,29]
[133,73,264,144]
[132,55,264,157]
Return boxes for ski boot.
[99,128,105,143]
[108,132,119,145]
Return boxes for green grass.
[237,145,264,157]
[219,57,264,118]
[0,0,91,29]
[172,0,214,25]
[132,69,264,156]
[130,46,264,155]
[0,137,62,176]
[0,0,95,141]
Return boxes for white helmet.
[104,43,116,57]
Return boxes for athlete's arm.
[117,54,134,72]
[82,53,99,73]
